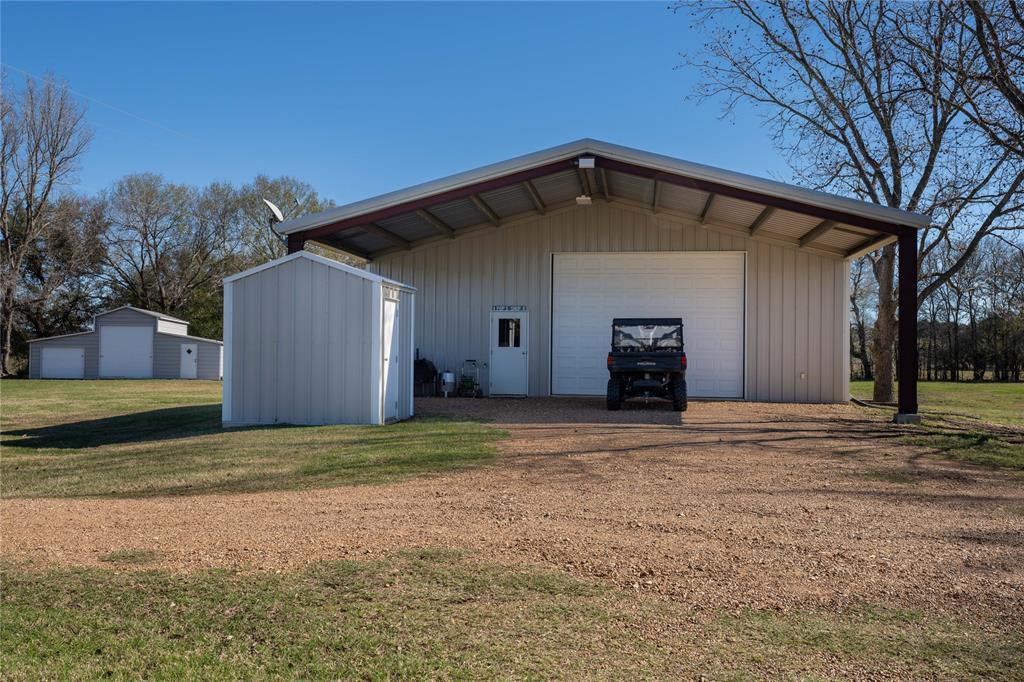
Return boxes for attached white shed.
[222,251,415,426]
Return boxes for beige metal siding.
[371,201,849,403]
[227,256,376,425]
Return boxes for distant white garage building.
[28,306,223,380]
[269,139,929,421]
[222,251,415,426]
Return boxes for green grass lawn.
[850,380,1024,426]
[3,550,1021,680]
[850,380,1024,470]
[0,380,504,498]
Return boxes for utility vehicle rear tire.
[606,379,623,411]
[672,378,688,412]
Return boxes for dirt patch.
[3,398,1022,629]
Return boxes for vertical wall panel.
[819,259,836,402]
[308,262,328,425]
[275,260,293,423]
[754,241,771,400]
[768,245,783,401]
[807,257,822,403]
[782,248,796,401]
[231,281,246,412]
[326,269,344,421]
[259,265,278,421]
[794,252,810,402]
[744,234,758,400]
[242,276,261,420]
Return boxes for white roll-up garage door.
[99,326,154,378]
[41,347,86,379]
[551,252,745,398]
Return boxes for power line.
[1,62,191,139]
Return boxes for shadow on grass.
[0,404,280,450]
[2,405,504,499]
[904,423,1024,471]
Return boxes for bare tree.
[236,175,334,262]
[101,174,237,318]
[962,0,1024,157]
[0,73,92,375]
[676,0,1024,401]
[849,257,876,379]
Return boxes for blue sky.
[2,1,785,204]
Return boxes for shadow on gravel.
[948,530,1024,547]
[1,405,276,450]
[780,486,1013,507]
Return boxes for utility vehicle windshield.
[611,321,683,351]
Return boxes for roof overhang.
[225,249,415,292]
[278,139,930,261]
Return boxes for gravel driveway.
[3,398,1022,629]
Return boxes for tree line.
[851,240,1024,382]
[1,74,336,375]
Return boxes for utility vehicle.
[606,318,687,411]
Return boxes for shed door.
[99,325,154,378]
[551,252,745,398]
[180,343,198,379]
[381,298,400,421]
[41,347,85,379]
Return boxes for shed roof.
[278,139,931,260]
[96,305,188,324]
[224,250,415,292]
[26,330,93,343]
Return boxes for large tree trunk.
[870,245,897,402]
[1,284,17,376]
[856,325,873,380]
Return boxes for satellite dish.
[262,198,285,223]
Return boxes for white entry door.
[381,298,400,421]
[180,343,198,379]
[41,347,85,379]
[99,325,154,378]
[552,252,745,398]
[489,309,528,396]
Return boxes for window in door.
[498,318,520,347]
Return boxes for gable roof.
[276,139,931,260]
[27,305,192,344]
[224,250,415,291]
[96,305,188,324]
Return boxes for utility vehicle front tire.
[672,378,688,412]
[606,378,623,411]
